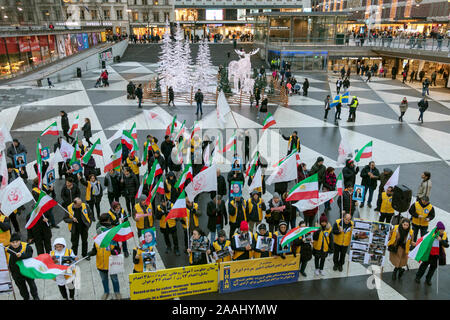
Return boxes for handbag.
[108,254,124,275]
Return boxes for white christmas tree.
[157,19,175,90]
[194,38,216,93]
[171,22,192,91]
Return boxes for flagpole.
[0,243,21,255]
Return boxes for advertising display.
[82,33,89,50]
[206,9,223,21]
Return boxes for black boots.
[392,268,398,280]
[398,268,405,279]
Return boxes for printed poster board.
[0,249,13,295]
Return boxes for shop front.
[132,25,166,39]
[268,49,328,71]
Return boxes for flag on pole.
[59,139,74,161]
[262,112,276,130]
[106,126,126,145]
[36,139,43,189]
[69,138,78,167]
[94,221,134,248]
[0,125,13,151]
[341,91,350,104]
[336,172,344,196]
[165,191,187,222]
[25,191,58,229]
[221,132,236,153]
[280,226,320,248]
[337,136,353,165]
[104,144,122,173]
[82,138,102,164]
[384,166,400,191]
[0,178,34,216]
[40,121,59,137]
[146,175,164,205]
[146,159,163,186]
[330,95,341,108]
[130,122,138,140]
[184,165,218,201]
[0,151,8,190]
[272,147,297,168]
[175,163,193,191]
[203,143,211,167]
[191,121,201,139]
[68,115,79,136]
[354,141,373,162]
[245,152,259,178]
[166,115,177,136]
[266,151,298,185]
[174,120,186,142]
[121,130,139,152]
[135,172,148,199]
[408,227,438,262]
[248,166,262,192]
[286,173,319,201]
[293,191,338,212]
[16,254,69,279]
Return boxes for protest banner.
[0,249,13,295]
[129,263,218,300]
[218,255,299,293]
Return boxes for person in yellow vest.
[388,218,415,281]
[252,223,273,259]
[228,196,247,239]
[63,197,93,259]
[50,237,78,300]
[6,233,40,300]
[109,201,129,257]
[212,230,233,262]
[0,210,11,247]
[332,213,354,272]
[155,198,180,256]
[281,131,301,154]
[187,228,211,265]
[313,214,332,276]
[377,186,395,223]
[409,196,435,242]
[133,195,153,238]
[126,153,141,182]
[231,221,252,260]
[164,171,179,203]
[132,229,156,273]
[273,221,291,257]
[80,174,103,220]
[347,96,359,122]
[181,199,200,250]
[291,221,313,277]
[246,191,266,233]
[29,182,53,254]
[87,213,122,300]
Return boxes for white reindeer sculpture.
[228,48,260,93]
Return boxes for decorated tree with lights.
[157,19,175,90]
[193,38,216,93]
[171,22,192,91]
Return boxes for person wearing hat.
[231,221,253,260]
[309,157,326,189]
[109,201,129,257]
[292,221,313,277]
[273,221,290,257]
[388,218,415,281]
[281,131,301,155]
[155,198,179,255]
[342,159,359,188]
[206,195,228,244]
[133,195,153,238]
[252,223,273,259]
[332,213,353,272]
[266,193,285,234]
[409,196,435,242]
[313,214,332,276]
[50,237,78,300]
[6,233,40,300]
[415,221,448,286]
[212,230,233,262]
[228,195,247,239]
[246,191,266,233]
[347,96,358,122]
[338,184,356,217]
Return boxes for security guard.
[0,211,11,247]
[313,214,332,276]
[181,199,200,249]
[377,186,395,223]
[126,153,141,182]
[332,213,354,272]
[228,195,247,239]
[252,223,273,259]
[155,198,179,256]
[231,221,253,261]
[246,191,266,233]
[6,233,39,300]
[63,197,93,259]
[281,131,301,154]
[133,196,153,237]
[409,196,435,241]
[347,96,359,122]
[212,230,233,262]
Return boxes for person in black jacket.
[227,165,244,201]
[148,150,165,174]
[359,161,380,208]
[60,111,74,143]
[338,184,356,217]
[160,135,174,173]
[206,195,228,243]
[302,78,309,96]
[53,137,65,179]
[309,157,326,189]
[120,167,139,215]
[104,169,121,205]
[210,168,227,199]
[60,177,81,209]
[135,83,143,108]
[342,159,359,187]
[168,86,175,106]
[282,192,297,229]
[81,118,92,147]
[29,180,53,254]
[194,88,204,115]
[7,234,40,300]
[292,221,313,277]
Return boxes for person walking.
[415,221,448,286]
[398,97,408,122]
[347,96,359,122]
[81,118,92,147]
[417,171,432,200]
[168,86,175,106]
[418,96,429,123]
[135,84,143,108]
[334,102,342,122]
[409,70,416,83]
[388,218,414,280]
[60,111,74,143]
[336,79,343,94]
[360,161,380,208]
[431,71,437,86]
[409,196,435,242]
[332,213,353,272]
[63,198,93,259]
[422,78,430,96]
[324,95,331,120]
[313,214,332,276]
[195,89,204,115]
[302,78,309,96]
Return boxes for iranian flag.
[354,141,373,162]
[280,226,320,248]
[174,120,186,142]
[262,112,276,131]
[68,114,79,135]
[136,172,148,199]
[146,176,164,205]
[164,190,187,222]
[266,151,298,185]
[245,152,259,178]
[82,138,102,164]
[146,159,163,186]
[337,172,344,196]
[130,122,138,140]
[221,132,236,153]
[17,254,70,279]
[166,115,177,136]
[121,130,139,152]
[286,173,319,201]
[36,139,43,189]
[191,121,201,139]
[94,221,134,248]
[69,138,79,167]
[272,148,297,168]
[409,227,438,262]
[175,163,193,191]
[25,191,58,229]
[40,121,59,137]
[104,144,122,173]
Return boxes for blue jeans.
[419,109,425,122]
[138,97,142,107]
[98,269,120,294]
[422,88,429,96]
[210,224,222,244]
[196,101,203,114]
[362,186,375,205]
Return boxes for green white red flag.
[354,141,373,162]
[82,138,102,164]
[17,254,70,279]
[166,115,177,136]
[121,130,139,152]
[409,227,438,262]
[68,115,79,136]
[336,172,343,196]
[220,132,236,153]
[40,121,59,137]
[94,221,134,248]
[286,173,319,201]
[175,163,193,191]
[36,139,43,189]
[136,172,148,199]
[146,159,163,186]
[280,226,320,248]
[191,121,201,139]
[104,144,122,173]
[25,191,58,229]
[130,122,137,140]
[245,152,259,178]
[146,175,164,205]
[164,191,187,222]
[262,112,276,131]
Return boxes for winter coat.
[206,200,228,231]
[360,165,380,189]
[135,87,143,99]
[121,172,139,198]
[104,170,121,197]
[342,159,359,187]
[6,142,27,161]
[81,122,92,139]
[417,179,432,199]
[399,100,408,113]
[309,162,326,187]
[61,114,70,132]
[338,190,356,216]
[194,91,204,103]
[323,172,336,191]
[60,184,81,208]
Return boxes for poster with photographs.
[230,181,243,199]
[214,247,232,260]
[142,251,156,272]
[349,219,391,266]
[46,169,56,185]
[191,237,210,253]
[352,184,365,202]
[14,153,26,168]
[256,236,274,252]
[276,235,291,254]
[234,232,251,249]
[41,147,50,161]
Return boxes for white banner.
[293,191,338,212]
[0,126,13,152]
[185,165,218,201]
[0,177,34,216]
[59,139,74,161]
[266,153,297,185]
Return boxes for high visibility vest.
[85,181,101,201]
[134,203,153,229]
[182,203,199,229]
[0,215,11,247]
[387,225,413,254]
[380,192,395,214]
[350,99,359,109]
[50,248,75,279]
[232,231,252,260]
[6,242,27,264]
[107,210,119,222]
[313,227,332,252]
[133,247,154,273]
[67,203,91,232]
[94,243,111,271]
[229,200,246,224]
[412,201,433,227]
[212,240,232,262]
[247,198,263,222]
[288,135,300,151]
[252,232,273,259]
[333,219,354,246]
[157,204,176,229]
[126,156,140,175]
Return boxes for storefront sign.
[129,263,218,300]
[219,255,299,293]
[269,26,290,30]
